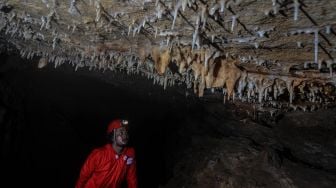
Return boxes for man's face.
[114,127,129,147]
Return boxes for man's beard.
[116,135,128,146]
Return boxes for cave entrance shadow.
[0,56,188,188]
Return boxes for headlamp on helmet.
[121,119,129,126]
[107,119,129,134]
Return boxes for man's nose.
[121,132,128,138]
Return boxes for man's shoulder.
[91,144,111,154]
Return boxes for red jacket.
[76,144,137,188]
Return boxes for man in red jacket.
[76,119,138,188]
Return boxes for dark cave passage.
[0,54,200,188]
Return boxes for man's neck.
[112,143,124,154]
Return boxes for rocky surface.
[0,0,336,109]
[162,103,336,188]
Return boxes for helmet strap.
[113,129,117,143]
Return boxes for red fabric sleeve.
[126,148,138,188]
[75,150,100,188]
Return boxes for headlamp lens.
[121,120,129,126]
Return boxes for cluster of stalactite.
[0,0,336,111]
[14,42,336,112]
[164,46,336,112]
[0,5,335,110]
[1,0,335,66]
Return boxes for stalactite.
[314,30,319,64]
[318,59,323,70]
[128,24,132,36]
[326,25,331,34]
[52,36,58,50]
[220,0,226,13]
[237,71,247,99]
[68,0,81,16]
[167,36,172,46]
[257,30,265,38]
[231,15,238,32]
[164,76,168,90]
[192,29,199,50]
[293,0,299,21]
[254,42,259,49]
[326,59,334,77]
[297,41,302,48]
[172,0,181,30]
[156,4,163,19]
[132,27,137,37]
[142,17,147,28]
[181,0,188,11]
[195,13,200,28]
[271,0,279,15]
[95,1,102,22]
[204,49,213,71]
[201,4,208,30]
[137,25,141,34]
[223,88,227,103]
[285,78,294,104]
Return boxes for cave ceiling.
[1,0,336,112]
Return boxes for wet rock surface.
[276,110,336,172]
[163,103,336,188]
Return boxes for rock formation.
[0,0,336,111]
